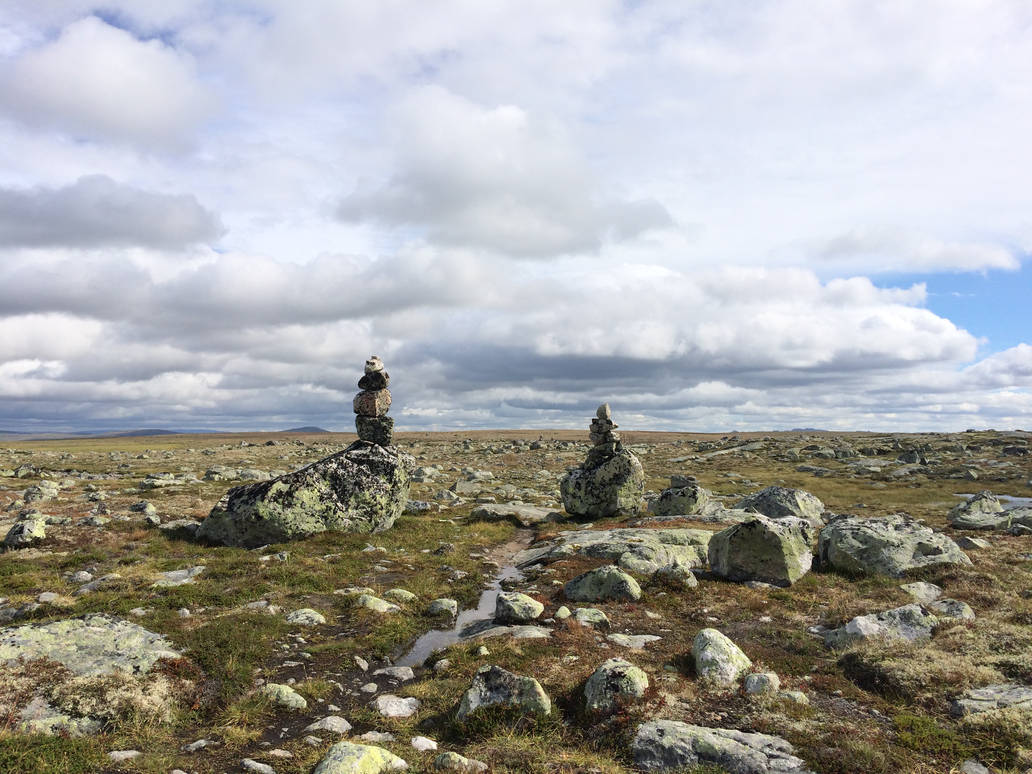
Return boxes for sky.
[0,1,1030,434]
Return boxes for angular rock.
[632,720,815,773]
[312,741,408,774]
[818,513,971,577]
[469,503,557,528]
[584,657,649,713]
[356,416,394,446]
[427,598,458,617]
[198,441,410,548]
[456,665,551,720]
[564,565,641,602]
[648,484,711,517]
[950,684,1032,717]
[3,517,46,548]
[355,595,400,614]
[822,603,938,648]
[285,608,326,626]
[373,694,419,718]
[433,751,488,772]
[928,598,975,620]
[948,491,1009,530]
[153,566,205,587]
[607,633,661,649]
[560,449,644,519]
[744,672,781,696]
[735,486,825,527]
[304,716,352,735]
[261,683,307,710]
[353,389,392,417]
[494,592,543,624]
[516,527,710,576]
[899,581,942,603]
[707,516,813,587]
[572,607,610,629]
[692,628,752,686]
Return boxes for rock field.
[0,424,1031,773]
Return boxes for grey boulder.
[950,684,1032,717]
[649,484,711,517]
[948,491,1009,530]
[708,516,813,587]
[198,441,410,548]
[584,657,649,713]
[735,486,825,527]
[560,448,644,519]
[564,565,642,602]
[515,527,711,577]
[456,665,550,720]
[822,603,938,649]
[632,719,815,773]
[818,513,971,577]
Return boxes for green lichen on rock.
[584,657,649,713]
[707,516,814,587]
[312,740,409,773]
[197,440,410,548]
[560,448,644,519]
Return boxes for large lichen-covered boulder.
[564,565,642,602]
[735,485,825,528]
[456,665,551,720]
[515,527,711,576]
[312,740,409,773]
[560,448,644,519]
[3,516,47,549]
[948,491,1010,530]
[708,516,814,587]
[198,441,410,548]
[632,720,815,773]
[818,513,971,578]
[584,658,649,713]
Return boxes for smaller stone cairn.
[354,355,393,446]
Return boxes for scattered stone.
[433,751,489,772]
[373,666,414,682]
[427,598,458,617]
[242,760,275,774]
[3,517,46,548]
[411,736,437,752]
[735,485,825,527]
[285,608,326,626]
[516,527,710,576]
[383,588,417,604]
[692,628,752,686]
[260,683,307,710]
[818,513,971,577]
[653,562,699,589]
[304,716,352,735]
[951,684,1032,717]
[648,482,711,517]
[469,502,558,527]
[355,595,401,614]
[107,750,141,762]
[960,761,990,774]
[899,581,942,603]
[456,665,551,720]
[948,491,1008,530]
[373,694,420,718]
[312,741,409,774]
[153,566,205,587]
[560,404,645,518]
[494,592,544,624]
[606,633,661,649]
[632,720,815,773]
[584,657,649,713]
[957,536,990,550]
[744,672,781,695]
[822,604,938,648]
[554,606,571,620]
[572,607,610,629]
[564,565,642,602]
[708,516,813,587]
[779,690,810,705]
[928,598,975,620]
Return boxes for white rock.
[373,694,420,718]
[411,736,438,752]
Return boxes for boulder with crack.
[632,720,816,773]
[818,513,971,577]
[516,527,711,577]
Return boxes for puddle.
[395,531,531,667]
[955,493,1032,507]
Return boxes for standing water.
[395,534,530,667]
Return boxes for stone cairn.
[354,355,393,446]
[560,402,645,519]
[587,403,620,461]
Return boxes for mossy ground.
[0,429,1029,773]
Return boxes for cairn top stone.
[597,403,611,420]
[364,355,385,374]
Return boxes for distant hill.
[281,426,331,433]
[101,429,184,437]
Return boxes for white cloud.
[337,87,671,257]
[0,15,212,150]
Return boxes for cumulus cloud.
[814,228,1019,273]
[337,87,672,257]
[0,15,212,149]
[0,175,223,248]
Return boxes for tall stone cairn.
[354,355,393,446]
[560,403,645,519]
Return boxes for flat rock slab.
[951,684,1032,717]
[632,719,816,773]
[469,503,559,527]
[823,603,938,649]
[0,614,179,676]
[516,527,711,576]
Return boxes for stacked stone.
[587,403,621,464]
[353,355,393,446]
